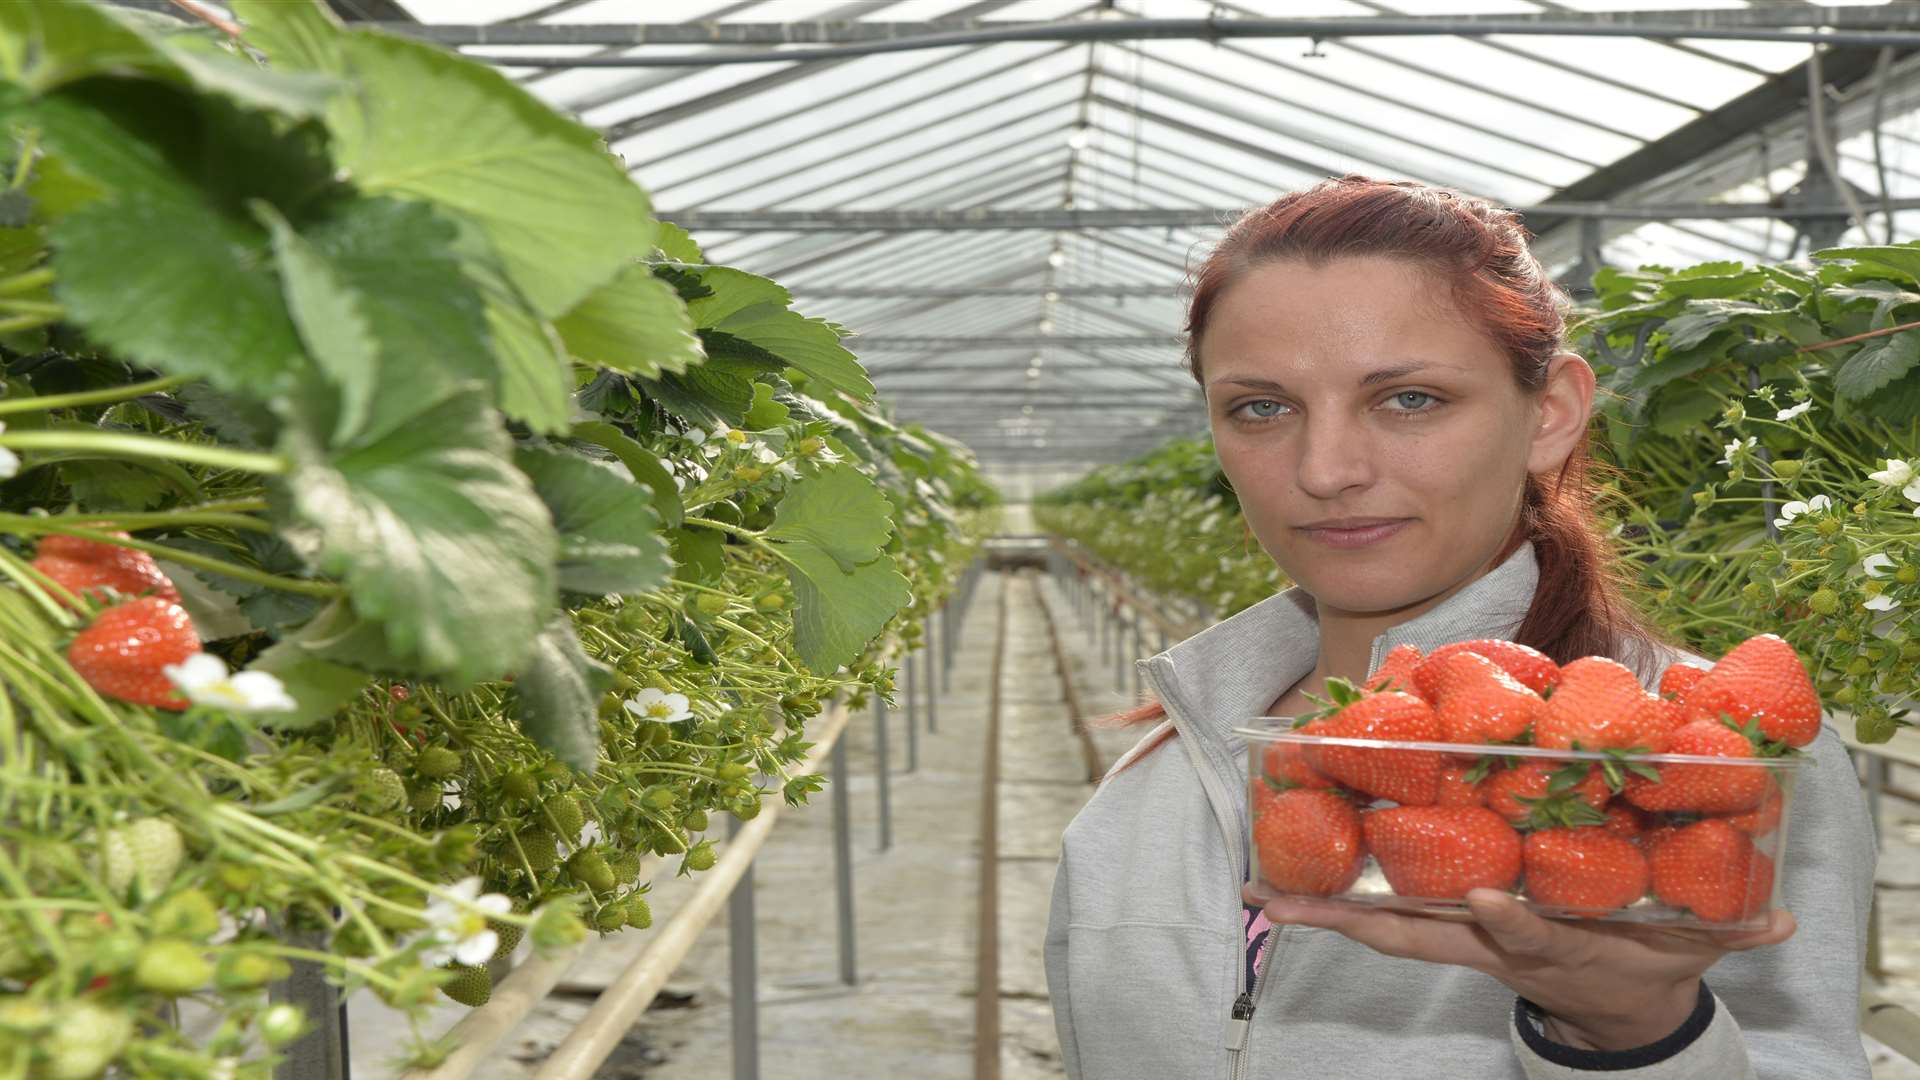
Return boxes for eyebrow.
[1207,363,1443,393]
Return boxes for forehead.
[1196,255,1503,381]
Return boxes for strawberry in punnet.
[1415,639,1559,698]
[1364,643,1426,696]
[1482,760,1609,827]
[1659,662,1707,704]
[1718,785,1785,838]
[1522,827,1650,913]
[1362,805,1522,899]
[32,531,180,609]
[1649,818,1775,923]
[1623,719,1771,814]
[1263,719,1341,792]
[1685,634,1822,748]
[1251,782,1367,897]
[1435,763,1487,808]
[1598,802,1651,843]
[66,597,199,710]
[1535,656,1657,752]
[1303,681,1445,805]
[1422,650,1540,744]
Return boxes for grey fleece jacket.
[1044,542,1876,1079]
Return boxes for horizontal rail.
[1048,538,1205,644]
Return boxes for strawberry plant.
[0,2,992,1074]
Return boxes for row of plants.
[0,2,995,1077]
[1037,249,1920,744]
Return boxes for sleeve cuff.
[1512,982,1726,1075]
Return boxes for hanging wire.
[1807,44,1871,247]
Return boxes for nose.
[1293,411,1375,500]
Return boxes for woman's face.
[1198,255,1581,622]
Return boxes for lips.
[1298,519,1411,549]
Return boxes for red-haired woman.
[1042,176,1873,1079]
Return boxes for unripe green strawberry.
[730,794,762,821]
[257,1003,308,1049]
[650,827,688,855]
[594,902,627,932]
[216,950,291,991]
[42,1000,134,1080]
[440,963,491,1007]
[150,888,221,941]
[98,817,184,902]
[133,938,211,995]
[680,809,709,833]
[414,747,462,780]
[489,919,524,962]
[684,840,717,873]
[0,996,52,1034]
[1808,588,1839,615]
[518,828,559,873]
[89,930,142,975]
[0,919,34,978]
[530,903,588,950]
[407,783,444,815]
[359,768,406,813]
[716,760,750,782]
[567,849,617,894]
[608,849,642,886]
[693,593,729,616]
[624,896,653,930]
[545,794,586,839]
[642,786,678,811]
[501,771,540,802]
[754,592,786,611]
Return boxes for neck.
[1307,543,1516,688]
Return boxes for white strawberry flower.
[1772,493,1831,529]
[1720,436,1756,467]
[162,653,296,714]
[1906,478,1920,505]
[624,687,693,724]
[1775,401,1812,421]
[1870,459,1915,488]
[754,445,780,465]
[1865,553,1896,578]
[420,877,512,968]
[0,422,15,480]
[1866,594,1902,612]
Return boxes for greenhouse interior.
[10,0,1920,1077]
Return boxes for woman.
[1042,176,1874,1079]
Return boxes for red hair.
[1096,175,1671,781]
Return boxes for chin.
[1281,557,1434,618]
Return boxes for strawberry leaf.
[765,465,894,573]
[509,615,609,773]
[554,262,705,381]
[780,544,911,675]
[514,445,670,597]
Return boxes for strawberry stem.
[0,430,287,474]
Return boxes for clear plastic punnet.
[1237,720,1804,931]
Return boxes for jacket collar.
[1141,541,1540,763]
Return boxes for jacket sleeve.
[1045,847,1084,1079]
[1510,721,1874,1079]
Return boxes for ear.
[1525,352,1596,476]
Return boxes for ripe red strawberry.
[1365,643,1426,696]
[1482,761,1609,827]
[1623,720,1771,813]
[1522,828,1650,913]
[1536,656,1655,751]
[1416,639,1559,698]
[1648,818,1775,923]
[1362,805,1522,899]
[1423,650,1540,744]
[1306,688,1445,805]
[1718,785,1785,837]
[31,532,179,609]
[1435,763,1486,808]
[1262,720,1340,791]
[1598,801,1651,843]
[1658,662,1706,703]
[1686,634,1822,748]
[66,598,199,710]
[1625,694,1683,755]
[1251,784,1366,897]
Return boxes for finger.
[1464,889,1564,959]
[1264,898,1500,969]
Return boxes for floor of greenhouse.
[328,560,1920,1079]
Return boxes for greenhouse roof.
[326,0,1920,478]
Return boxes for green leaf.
[1816,244,1920,290]
[1648,384,1722,438]
[744,381,791,429]
[782,545,912,674]
[713,302,873,401]
[1836,331,1920,402]
[1662,300,1768,351]
[1628,344,1721,392]
[669,527,725,584]
[569,420,683,528]
[230,0,343,72]
[514,445,671,597]
[509,615,608,773]
[250,638,371,731]
[766,465,895,573]
[0,0,164,94]
[274,381,558,689]
[639,366,753,428]
[682,266,790,328]
[59,459,175,510]
[1661,262,1768,300]
[554,262,705,380]
[148,32,339,119]
[258,202,380,444]
[652,221,702,263]
[306,31,654,318]
[466,249,573,435]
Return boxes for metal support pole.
[904,648,919,772]
[1113,608,1127,692]
[1131,613,1144,700]
[873,694,892,852]
[830,735,856,985]
[727,812,760,1080]
[270,934,348,1080]
[941,601,955,694]
[925,618,939,735]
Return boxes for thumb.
[1466,889,1559,958]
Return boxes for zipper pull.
[1224,991,1255,1051]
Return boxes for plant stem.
[0,430,287,474]
[0,374,192,417]
[0,267,51,298]
[0,518,342,598]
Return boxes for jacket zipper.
[1134,660,1277,1080]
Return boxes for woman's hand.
[1245,885,1794,1051]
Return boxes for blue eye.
[1387,391,1435,411]
[1243,400,1283,418]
